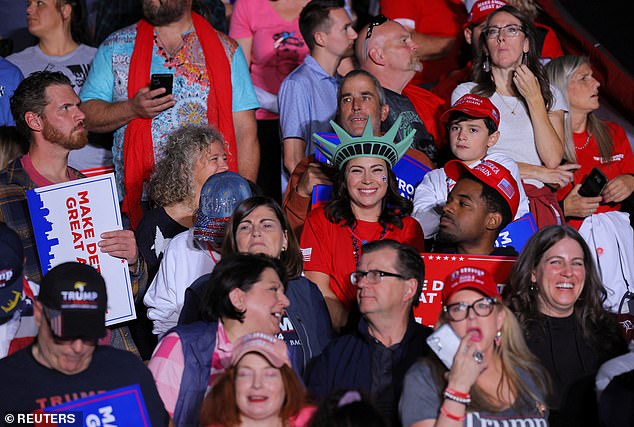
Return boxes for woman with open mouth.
[148,253,291,426]
[400,266,549,426]
[506,225,627,426]
[200,332,314,427]
[179,195,333,377]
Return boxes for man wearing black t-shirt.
[357,18,445,164]
[0,262,168,427]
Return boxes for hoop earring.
[483,55,491,72]
[494,330,502,347]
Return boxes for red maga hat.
[443,266,501,303]
[441,93,500,128]
[444,159,520,218]
[469,0,507,25]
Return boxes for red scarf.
[122,13,236,229]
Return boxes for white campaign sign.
[27,173,136,326]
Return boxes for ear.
[60,2,72,21]
[523,37,529,54]
[485,211,503,231]
[281,230,288,252]
[367,47,385,66]
[495,304,506,331]
[25,111,43,132]
[229,288,246,311]
[33,301,43,328]
[464,27,473,45]
[487,130,500,148]
[380,104,389,122]
[402,278,418,303]
[313,31,327,48]
[530,269,537,284]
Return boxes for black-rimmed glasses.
[444,297,498,321]
[363,14,388,60]
[350,269,405,286]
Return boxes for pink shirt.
[148,322,233,416]
[230,0,309,120]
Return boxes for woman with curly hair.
[452,5,570,228]
[133,125,228,359]
[300,116,425,330]
[136,124,229,281]
[505,225,627,426]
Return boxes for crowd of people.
[0,0,633,426]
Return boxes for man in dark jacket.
[307,239,432,425]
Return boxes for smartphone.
[578,167,608,197]
[426,323,461,369]
[150,73,173,97]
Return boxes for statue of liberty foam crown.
[313,114,417,170]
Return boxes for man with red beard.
[0,71,142,286]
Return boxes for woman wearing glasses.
[452,5,570,229]
[505,225,627,426]
[300,117,425,330]
[399,266,549,427]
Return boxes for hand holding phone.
[150,73,173,97]
[578,167,608,197]
[426,323,460,369]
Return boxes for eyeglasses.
[363,14,388,60]
[483,24,524,39]
[443,297,498,321]
[350,269,405,285]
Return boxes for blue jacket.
[178,274,333,377]
[307,316,432,425]
[171,321,217,427]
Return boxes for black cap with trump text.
[38,262,107,340]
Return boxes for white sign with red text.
[27,173,136,326]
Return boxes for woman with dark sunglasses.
[399,266,549,427]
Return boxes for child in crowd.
[412,93,529,238]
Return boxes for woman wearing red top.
[300,116,425,330]
[546,56,634,229]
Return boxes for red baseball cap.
[468,0,507,25]
[443,266,500,304]
[441,94,500,128]
[444,159,520,218]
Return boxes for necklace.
[574,132,592,150]
[154,30,186,60]
[350,223,388,265]
[496,92,521,115]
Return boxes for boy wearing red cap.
[412,93,528,240]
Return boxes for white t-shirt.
[452,82,567,188]
[144,228,220,337]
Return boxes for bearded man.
[0,71,141,285]
[80,0,260,228]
